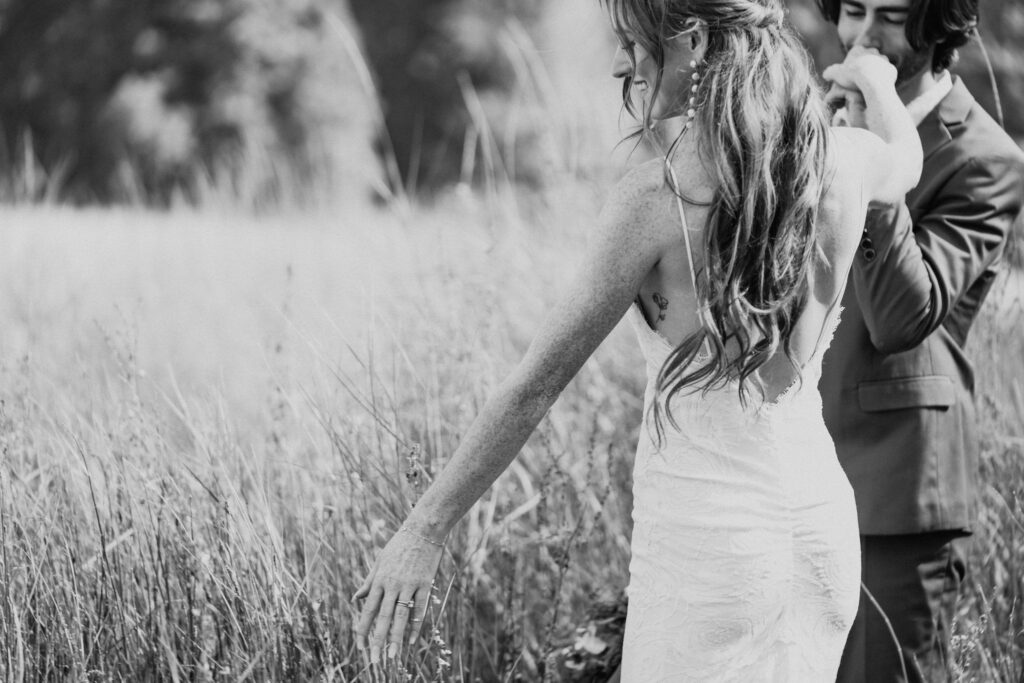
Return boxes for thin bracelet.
[400,525,446,547]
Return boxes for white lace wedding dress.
[619,249,861,679]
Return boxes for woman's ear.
[670,18,708,64]
[688,21,708,63]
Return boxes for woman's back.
[621,130,870,682]
[632,128,867,404]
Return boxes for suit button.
[860,236,874,250]
[863,247,877,261]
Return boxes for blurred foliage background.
[0,0,1021,206]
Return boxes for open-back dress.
[619,186,861,682]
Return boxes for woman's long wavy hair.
[602,0,832,431]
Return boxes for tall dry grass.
[951,268,1024,682]
[1,200,1022,682]
[0,195,641,681]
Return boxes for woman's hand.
[823,46,897,93]
[823,47,895,129]
[353,526,445,665]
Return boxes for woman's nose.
[610,46,632,79]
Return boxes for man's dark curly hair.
[818,0,979,71]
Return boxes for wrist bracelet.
[400,525,446,547]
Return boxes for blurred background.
[0,0,1021,209]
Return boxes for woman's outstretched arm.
[352,163,671,664]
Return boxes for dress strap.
[666,163,713,358]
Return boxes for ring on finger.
[395,599,415,609]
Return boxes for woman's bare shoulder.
[599,159,682,245]
[607,159,669,209]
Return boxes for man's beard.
[895,48,934,86]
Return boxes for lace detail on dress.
[627,302,843,412]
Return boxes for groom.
[818,0,1024,681]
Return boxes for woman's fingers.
[827,51,897,95]
[352,572,373,601]
[359,644,372,676]
[354,584,383,653]
[387,589,418,661]
[847,45,881,59]
[370,589,399,663]
[351,531,445,666]
[408,584,431,647]
[822,64,855,91]
[824,83,849,112]
[356,582,427,665]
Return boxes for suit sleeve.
[851,154,1024,354]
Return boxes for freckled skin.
[401,165,675,539]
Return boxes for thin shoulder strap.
[666,163,713,358]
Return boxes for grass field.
[0,185,1021,681]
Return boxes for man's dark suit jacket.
[821,77,1024,535]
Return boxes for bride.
[354,0,922,679]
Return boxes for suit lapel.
[916,77,973,159]
[907,77,974,209]
[916,111,951,164]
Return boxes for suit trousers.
[836,532,968,683]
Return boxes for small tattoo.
[652,292,669,321]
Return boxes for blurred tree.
[346,0,1022,197]
[0,0,378,205]
[0,0,235,201]
[346,0,545,193]
[0,0,1017,205]
[954,2,1024,140]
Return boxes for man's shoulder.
[939,79,1024,168]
